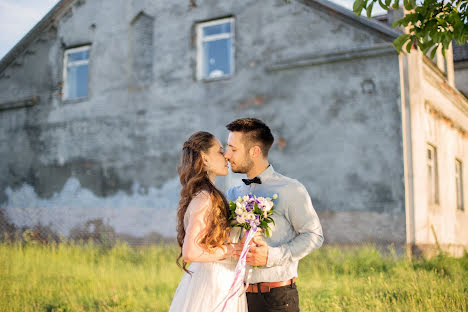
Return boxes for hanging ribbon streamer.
[213,227,257,312]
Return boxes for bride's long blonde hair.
[176,131,230,273]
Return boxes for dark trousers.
[246,283,299,312]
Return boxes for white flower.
[243,195,249,202]
[240,212,254,223]
[237,196,242,202]
[246,212,256,220]
[241,212,250,222]
[272,194,278,200]
[263,200,274,212]
[236,215,245,223]
[235,206,244,215]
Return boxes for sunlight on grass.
[0,241,466,311]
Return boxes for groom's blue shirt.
[226,165,323,283]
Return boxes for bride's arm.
[182,191,233,263]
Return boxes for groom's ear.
[250,145,262,159]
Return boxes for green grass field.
[0,241,467,311]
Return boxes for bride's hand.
[223,243,235,258]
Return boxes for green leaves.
[354,0,366,16]
[353,0,468,55]
[379,0,389,11]
[430,45,438,59]
[403,0,416,10]
[228,201,237,220]
[394,33,411,52]
[367,2,374,17]
[253,202,262,215]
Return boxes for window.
[130,12,154,86]
[63,45,90,100]
[427,144,439,204]
[196,17,234,80]
[455,159,464,211]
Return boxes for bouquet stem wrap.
[213,228,257,312]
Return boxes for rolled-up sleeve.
[266,183,323,267]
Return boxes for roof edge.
[300,0,402,40]
[0,0,404,74]
[0,0,76,73]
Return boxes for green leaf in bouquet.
[265,227,271,238]
[267,217,275,225]
[253,203,262,214]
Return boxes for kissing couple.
[169,118,324,312]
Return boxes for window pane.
[456,160,464,211]
[428,164,433,202]
[67,64,88,99]
[67,50,89,63]
[203,38,232,78]
[203,22,231,37]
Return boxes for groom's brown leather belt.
[245,277,296,293]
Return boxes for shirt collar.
[256,164,275,183]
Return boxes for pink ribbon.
[213,228,257,312]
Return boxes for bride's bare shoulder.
[188,190,212,210]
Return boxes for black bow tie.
[242,177,262,185]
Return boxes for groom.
[224,118,323,312]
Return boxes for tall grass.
[298,246,468,311]
[0,241,466,311]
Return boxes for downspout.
[399,52,416,260]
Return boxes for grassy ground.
[0,241,466,311]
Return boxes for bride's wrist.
[224,243,234,257]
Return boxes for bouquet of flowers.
[228,193,278,237]
[215,193,278,311]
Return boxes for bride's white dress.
[169,191,248,312]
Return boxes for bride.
[169,131,248,312]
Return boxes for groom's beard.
[230,157,253,174]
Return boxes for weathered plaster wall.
[404,52,468,256]
[0,0,405,244]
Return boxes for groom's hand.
[231,229,264,259]
[246,236,268,266]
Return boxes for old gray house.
[454,41,468,97]
[0,0,467,255]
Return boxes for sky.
[0,0,387,61]
[0,0,59,59]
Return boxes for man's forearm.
[266,230,323,267]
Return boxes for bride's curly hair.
[176,131,230,274]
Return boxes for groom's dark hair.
[226,118,274,157]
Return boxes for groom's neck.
[246,160,270,179]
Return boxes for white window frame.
[455,159,464,211]
[427,144,439,205]
[196,17,235,81]
[62,45,90,101]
